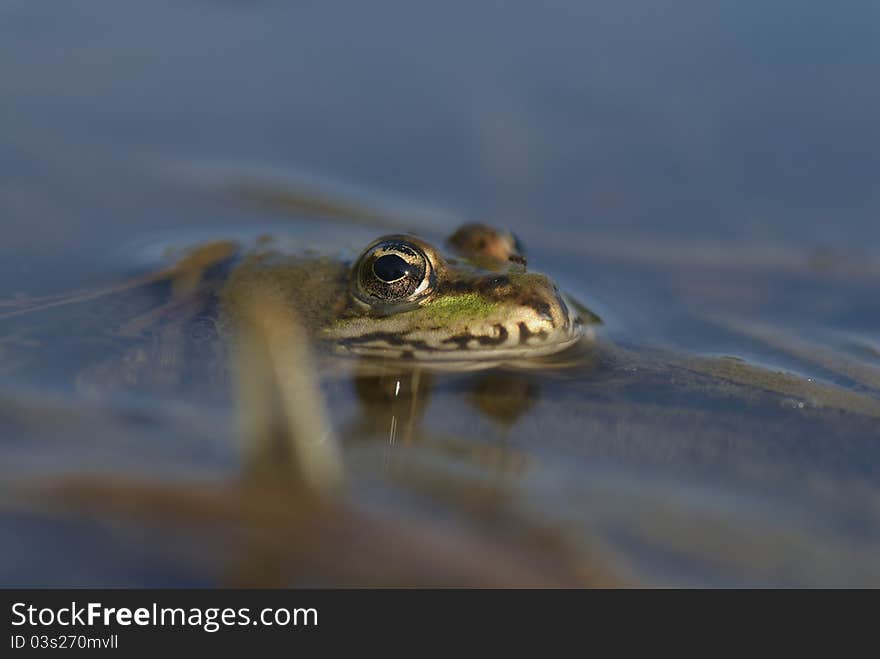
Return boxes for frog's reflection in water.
[466,370,540,429]
[344,360,540,480]
[349,364,434,446]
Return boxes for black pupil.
[373,253,411,282]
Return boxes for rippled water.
[1,1,879,586]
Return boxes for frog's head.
[322,226,590,363]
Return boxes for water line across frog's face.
[321,227,588,363]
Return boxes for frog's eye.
[354,239,435,305]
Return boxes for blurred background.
[3,1,879,266]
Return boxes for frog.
[218,223,594,370]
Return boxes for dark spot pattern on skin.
[512,296,554,324]
[517,322,547,344]
[340,331,434,352]
[441,334,470,349]
[442,324,509,349]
